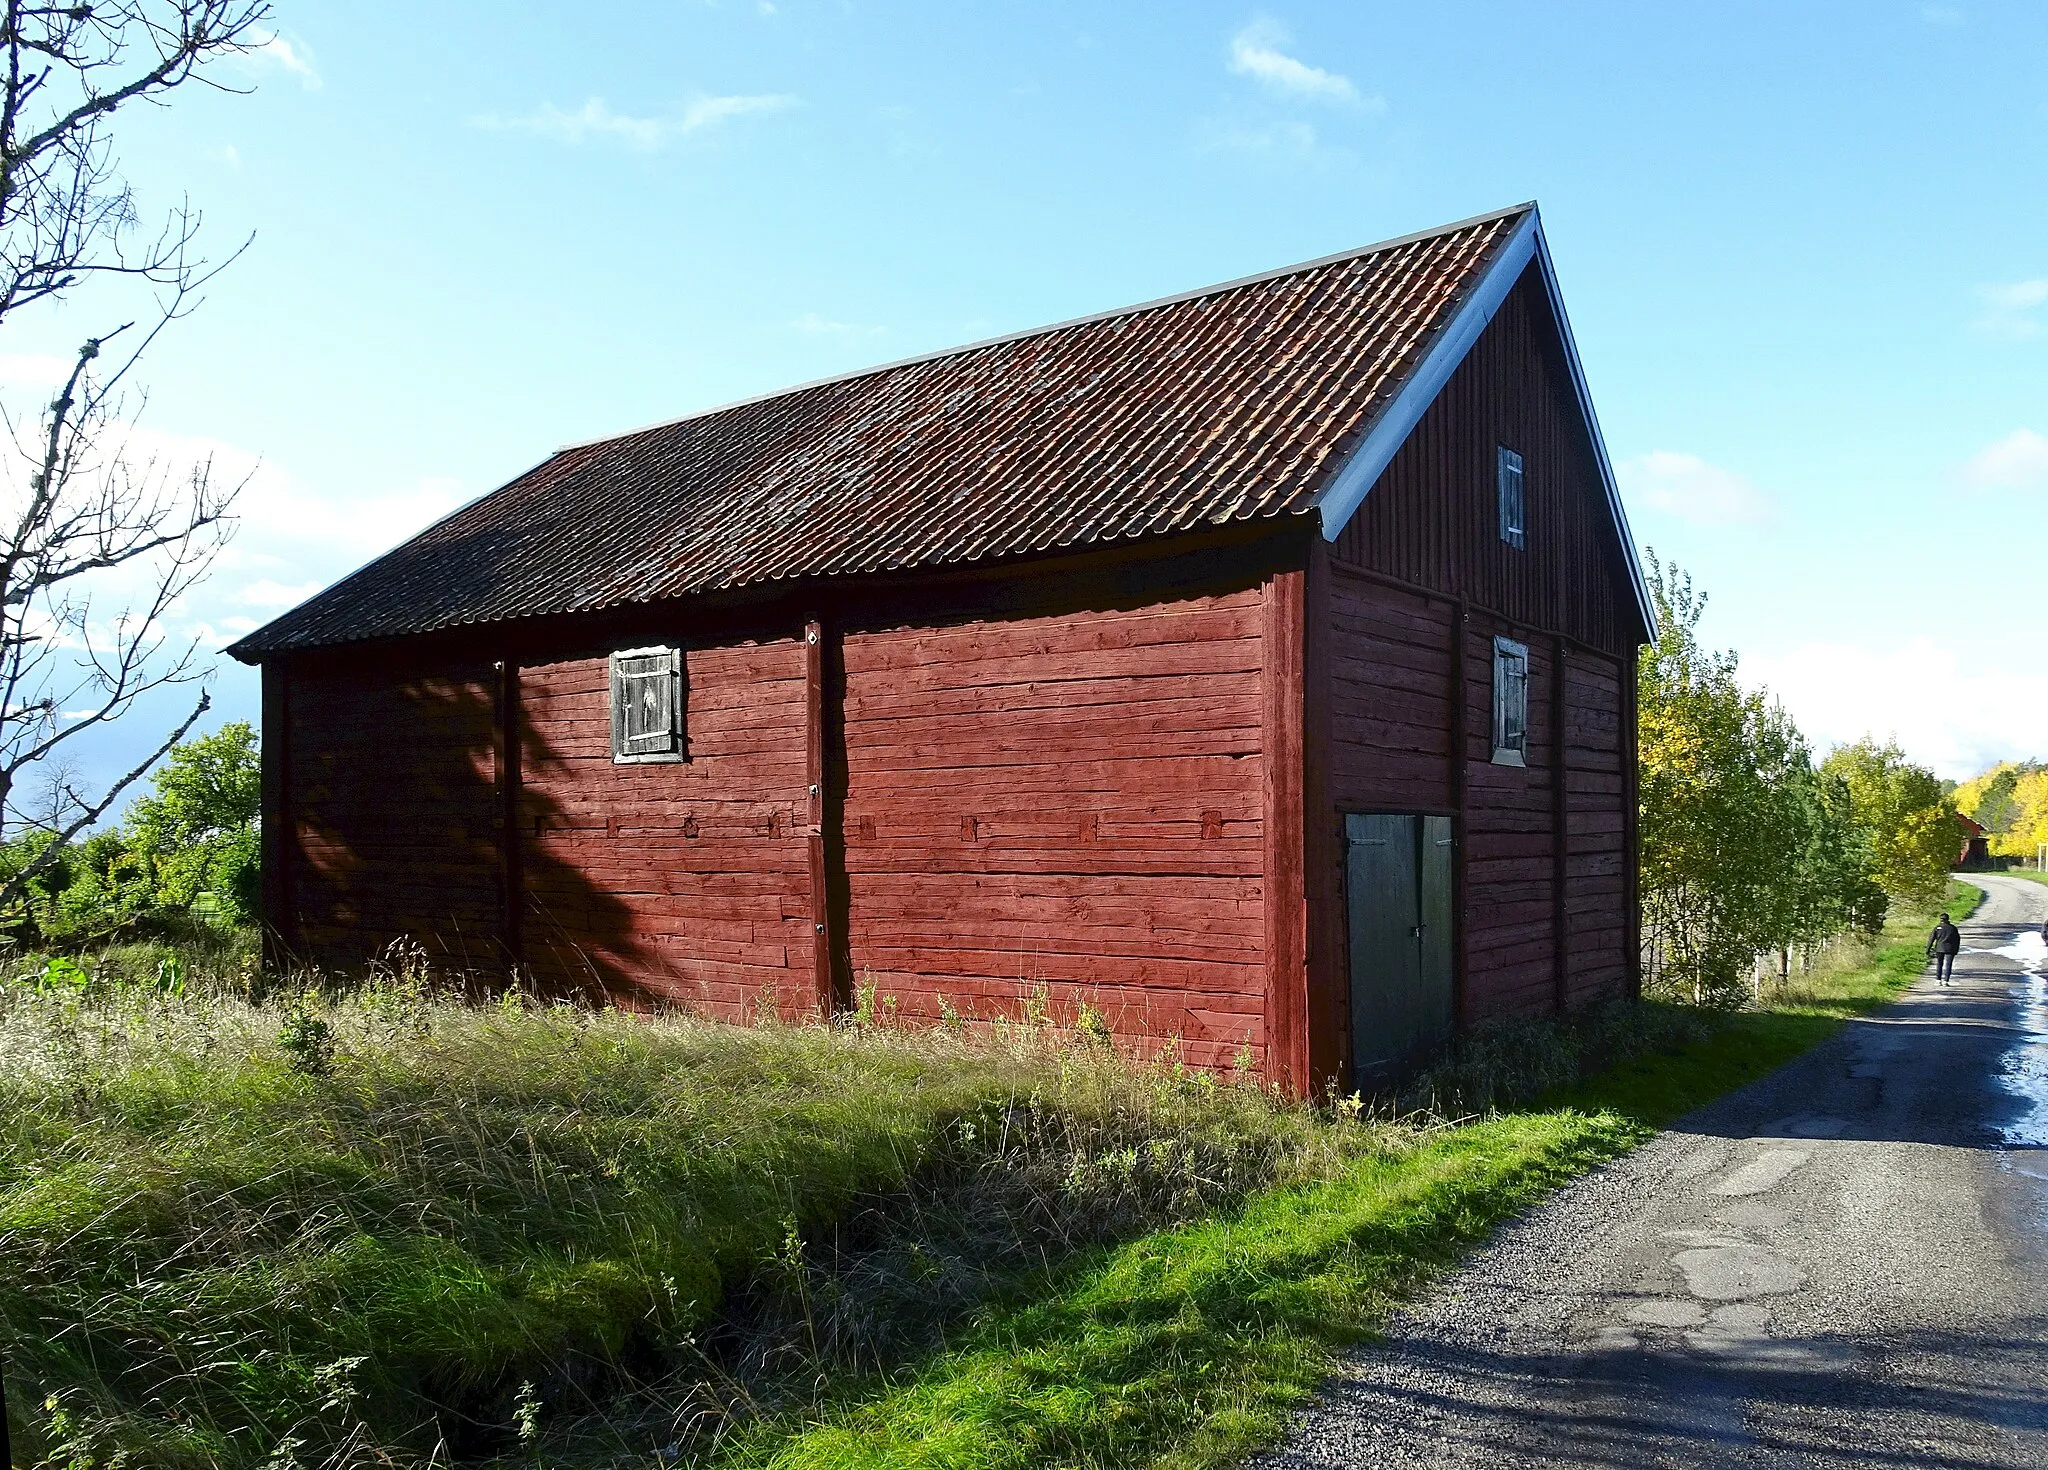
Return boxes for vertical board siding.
[516,638,815,1017]
[839,592,1268,1071]
[1320,260,1640,1042]
[285,658,502,969]
[1332,264,1639,661]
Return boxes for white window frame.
[610,645,685,764]
[1491,636,1529,767]
[1497,445,1526,550]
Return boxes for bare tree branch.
[0,2,266,906]
[0,687,207,904]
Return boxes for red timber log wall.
[280,653,503,965]
[275,636,821,1012]
[837,586,1270,1073]
[268,539,1288,1070]
[512,637,818,1014]
[1319,260,1641,1063]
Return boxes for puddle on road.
[1988,930,2048,1147]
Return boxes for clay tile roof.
[231,203,1534,659]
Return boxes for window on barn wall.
[611,647,685,763]
[1497,446,1526,549]
[1491,636,1529,767]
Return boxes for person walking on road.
[1928,912,1962,985]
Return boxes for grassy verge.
[717,1113,1633,1470]
[708,881,1985,1470]
[0,885,1981,1469]
[0,973,1381,1468]
[1564,877,1984,1127]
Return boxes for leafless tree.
[0,0,272,908]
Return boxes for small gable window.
[1491,636,1529,767]
[611,647,684,763]
[1497,445,1526,550]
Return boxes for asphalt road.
[1260,874,2048,1469]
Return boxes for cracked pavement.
[1258,874,2048,1468]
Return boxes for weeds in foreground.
[0,967,1385,1468]
[4,885,1974,1469]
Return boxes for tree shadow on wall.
[278,655,652,1002]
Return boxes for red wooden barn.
[230,202,1655,1094]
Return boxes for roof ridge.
[551,201,1538,457]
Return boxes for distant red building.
[230,203,1654,1095]
[1956,813,1993,870]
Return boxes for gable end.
[1313,213,1653,645]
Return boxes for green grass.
[1992,867,2048,888]
[0,887,1981,1469]
[702,883,1985,1470]
[1563,878,1982,1128]
[0,971,1381,1468]
[717,1113,1633,1470]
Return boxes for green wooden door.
[1346,813,1456,1086]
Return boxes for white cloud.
[1617,451,1777,526]
[0,353,74,389]
[1975,278,2048,339]
[0,419,473,652]
[470,94,799,151]
[1227,18,1374,107]
[250,31,320,89]
[681,93,799,132]
[1961,427,2048,491]
[1747,636,2048,780]
[1198,118,1327,165]
[790,312,884,338]
[233,579,320,610]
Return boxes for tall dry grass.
[0,952,1392,1468]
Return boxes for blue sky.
[20,0,2048,792]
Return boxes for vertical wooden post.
[1262,566,1309,1096]
[805,620,833,1017]
[495,659,524,975]
[1622,647,1642,1001]
[804,619,850,1018]
[1301,539,1343,1093]
[1551,635,1570,1015]
[1448,603,1469,1032]
[259,659,293,972]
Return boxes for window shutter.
[1491,637,1529,765]
[1497,446,1526,550]
[611,648,683,762]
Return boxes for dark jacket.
[1929,921,1961,957]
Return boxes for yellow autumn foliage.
[1952,762,2048,858]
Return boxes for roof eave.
[222,450,568,664]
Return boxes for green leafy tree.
[1780,764,1887,945]
[1638,556,1782,1001]
[0,722,259,945]
[123,721,261,920]
[1819,738,1959,907]
[1636,555,1880,1005]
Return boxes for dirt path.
[1260,875,2048,1468]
